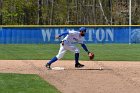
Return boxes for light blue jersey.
[63,30,84,44]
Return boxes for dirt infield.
[0,60,140,93]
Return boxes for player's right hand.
[55,35,60,39]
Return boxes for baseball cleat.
[75,63,84,68]
[45,63,52,70]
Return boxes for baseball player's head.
[79,27,86,36]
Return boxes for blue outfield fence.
[0,26,140,44]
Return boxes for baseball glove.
[88,52,94,60]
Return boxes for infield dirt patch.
[0,60,140,93]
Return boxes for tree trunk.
[38,0,43,25]
[50,0,54,25]
[109,0,112,25]
[91,0,95,24]
[66,0,70,24]
[0,0,2,25]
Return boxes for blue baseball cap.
[79,27,86,32]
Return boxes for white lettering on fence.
[96,28,105,41]
[106,29,114,41]
[42,29,51,42]
[87,28,114,42]
[41,28,114,42]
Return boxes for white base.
[52,67,65,70]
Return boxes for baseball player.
[46,27,93,69]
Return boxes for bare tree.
[50,0,54,25]
[38,0,43,24]
[0,0,2,25]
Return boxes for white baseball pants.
[56,41,79,59]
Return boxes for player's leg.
[46,44,67,69]
[64,45,84,68]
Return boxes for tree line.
[0,0,140,25]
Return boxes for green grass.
[0,73,60,93]
[0,44,140,61]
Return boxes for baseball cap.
[79,27,86,32]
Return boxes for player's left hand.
[88,52,94,60]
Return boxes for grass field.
[0,73,60,93]
[0,44,140,61]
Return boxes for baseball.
[99,67,102,70]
